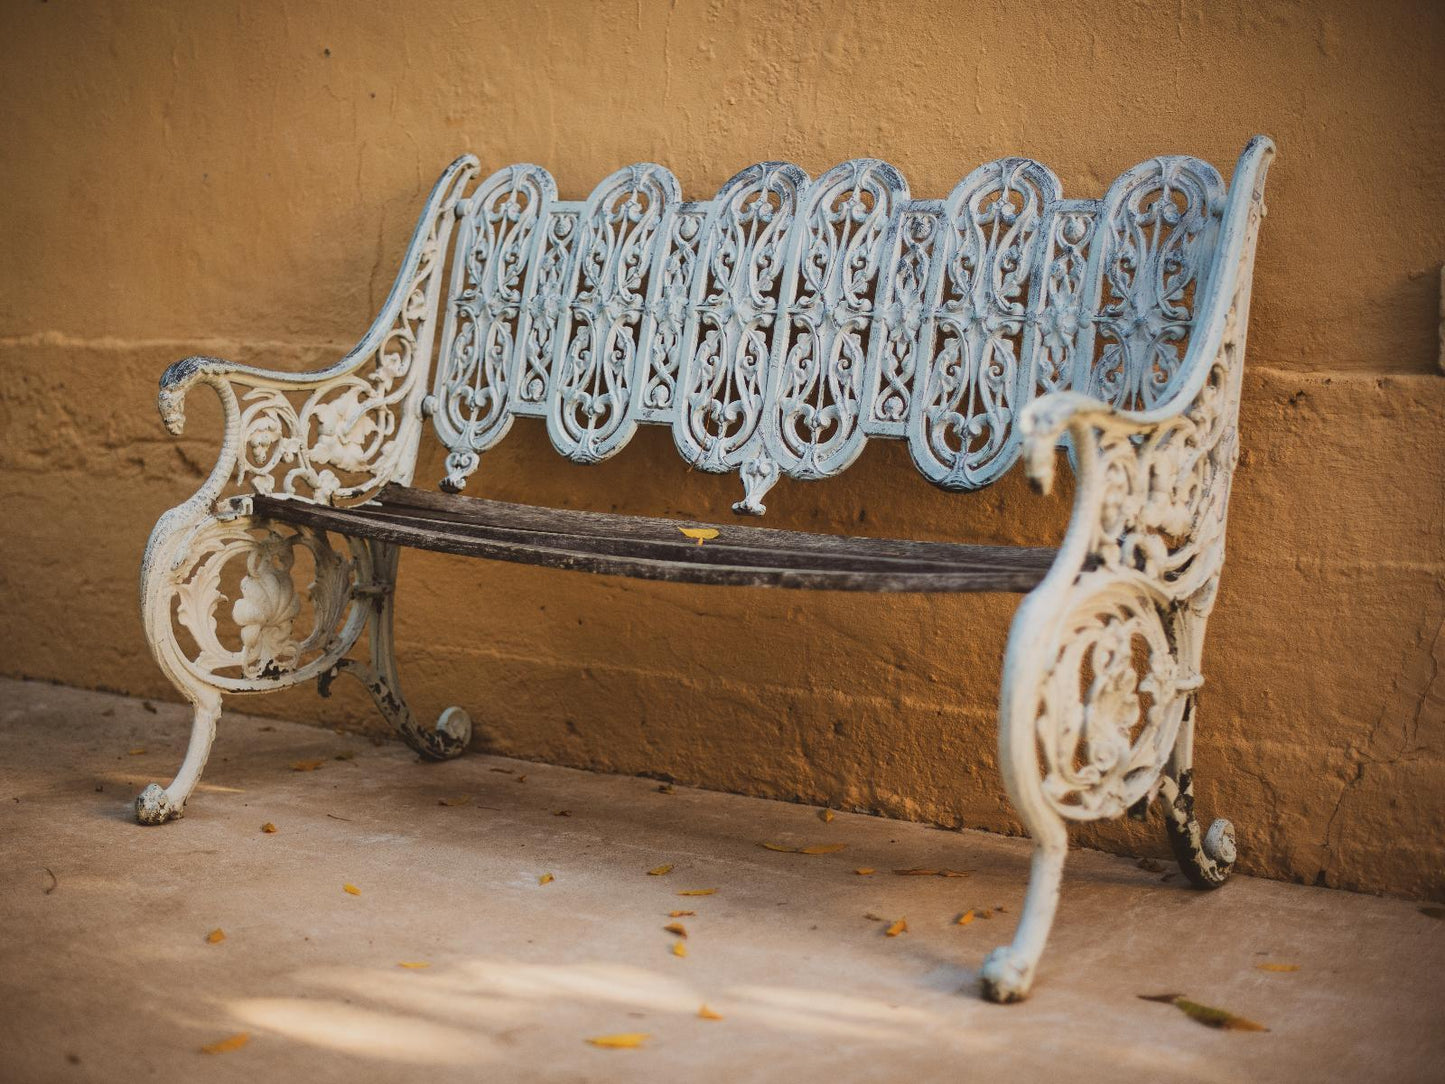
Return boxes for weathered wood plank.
[252,490,1060,594]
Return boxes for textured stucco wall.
[2,0,1442,899]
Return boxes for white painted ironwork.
[136,137,1275,1005]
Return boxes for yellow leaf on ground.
[539,873,555,885]
[854,868,877,876]
[397,962,431,969]
[260,822,276,834]
[586,1033,649,1049]
[127,748,146,756]
[760,842,846,855]
[200,1032,250,1054]
[668,910,696,917]
[206,928,225,944]
[1139,993,1269,1032]
[956,910,975,926]
[664,922,688,938]
[678,527,719,545]
[648,864,674,876]
[290,760,324,772]
[678,888,717,896]
[936,869,973,878]
[819,809,835,822]
[343,883,361,896]
[672,941,687,957]
[1256,963,1300,973]
[885,918,908,937]
[698,1004,722,1020]
[438,796,471,807]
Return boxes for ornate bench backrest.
[425,154,1226,513]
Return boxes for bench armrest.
[158,155,478,512]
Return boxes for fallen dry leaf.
[200,1032,250,1055]
[489,767,514,774]
[290,760,325,772]
[142,701,158,714]
[397,962,431,969]
[678,527,720,546]
[1255,963,1300,973]
[854,867,877,876]
[672,941,687,957]
[343,883,361,896]
[1137,857,1166,873]
[647,864,674,876]
[517,775,527,783]
[885,918,908,937]
[260,822,276,834]
[41,868,57,895]
[698,1004,722,1021]
[1419,905,1445,920]
[760,842,846,855]
[668,910,696,918]
[1139,993,1268,1032]
[664,922,688,938]
[656,783,675,794]
[539,873,555,885]
[554,810,572,817]
[893,867,973,877]
[127,748,146,756]
[956,910,975,926]
[819,809,835,823]
[437,796,472,807]
[677,888,716,896]
[206,928,225,944]
[586,1033,649,1049]
[863,912,886,922]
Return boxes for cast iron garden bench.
[138,136,1275,1001]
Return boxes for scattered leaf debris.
[1136,857,1166,873]
[343,883,361,896]
[854,867,877,876]
[539,873,555,885]
[586,1033,649,1049]
[698,1004,722,1020]
[885,918,908,937]
[663,922,688,939]
[672,941,688,957]
[956,910,975,926]
[678,888,716,896]
[438,796,472,807]
[760,842,846,855]
[1255,963,1300,973]
[554,809,572,817]
[819,809,835,823]
[892,867,972,877]
[127,748,146,757]
[490,767,514,775]
[261,822,277,834]
[678,527,720,545]
[142,701,158,714]
[397,962,431,969]
[517,775,527,783]
[864,912,885,922]
[657,783,675,794]
[200,1032,249,1054]
[668,910,695,918]
[1139,993,1268,1031]
[206,928,225,944]
[290,760,324,772]
[41,867,57,895]
[648,864,675,876]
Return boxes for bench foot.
[1160,768,1237,889]
[980,835,1066,1003]
[133,689,221,825]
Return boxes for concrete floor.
[1,679,1441,1084]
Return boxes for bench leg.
[319,539,471,760]
[980,816,1068,1003]
[1159,696,1236,888]
[137,506,375,823]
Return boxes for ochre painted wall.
[2,0,1442,899]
